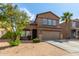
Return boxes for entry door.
[32,29,37,39]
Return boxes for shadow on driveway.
[0,46,13,50]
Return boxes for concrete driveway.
[46,39,79,53]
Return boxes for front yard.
[0,41,68,56]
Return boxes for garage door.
[42,31,60,40]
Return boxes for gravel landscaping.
[0,41,68,56]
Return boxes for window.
[21,31,30,37]
[48,20,56,26]
[42,19,47,25]
[42,19,57,26]
[21,31,25,36]
[53,20,56,25]
[48,20,52,25]
[72,22,76,28]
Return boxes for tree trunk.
[10,18,17,41]
[65,20,71,39]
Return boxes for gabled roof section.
[34,11,60,23]
[37,11,60,18]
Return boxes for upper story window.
[53,20,56,25]
[48,19,52,25]
[72,22,76,28]
[42,19,57,26]
[42,19,48,25]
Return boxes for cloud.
[20,8,35,21]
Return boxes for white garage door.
[42,31,60,40]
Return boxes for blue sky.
[16,3,79,20]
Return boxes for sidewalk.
[46,40,79,53]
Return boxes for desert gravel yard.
[0,41,69,56]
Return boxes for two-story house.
[22,11,63,41]
[22,11,79,40]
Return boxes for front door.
[32,29,37,39]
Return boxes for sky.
[15,3,79,21]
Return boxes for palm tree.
[61,12,73,23]
[61,12,73,38]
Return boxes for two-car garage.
[42,31,61,40]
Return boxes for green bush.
[1,31,13,39]
[32,38,40,43]
[8,39,21,46]
[1,31,21,39]
[2,31,21,46]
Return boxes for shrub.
[1,31,13,39]
[32,38,40,43]
[2,31,21,46]
[1,31,21,39]
[8,39,21,46]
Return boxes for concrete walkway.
[46,40,79,53]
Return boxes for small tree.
[0,4,29,46]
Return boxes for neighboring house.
[71,20,79,38]
[22,11,79,40]
[59,19,79,39]
[23,11,63,40]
